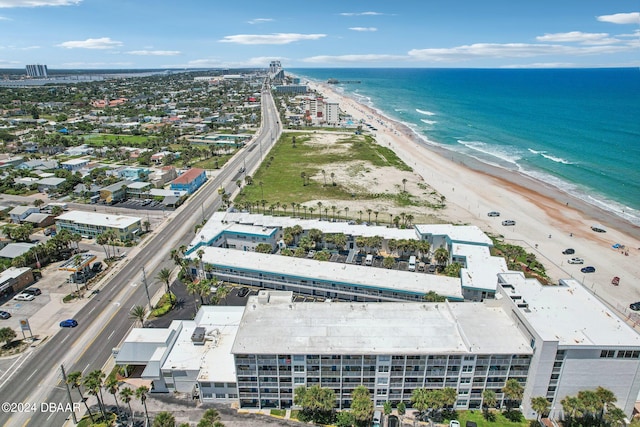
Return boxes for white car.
[487,211,500,217]
[568,257,584,264]
[14,293,35,301]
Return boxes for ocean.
[291,68,640,227]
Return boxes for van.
[373,410,382,425]
[418,262,426,272]
[408,256,416,272]
[365,254,373,266]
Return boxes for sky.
[0,0,638,70]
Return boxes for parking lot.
[112,198,171,211]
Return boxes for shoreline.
[304,80,640,317]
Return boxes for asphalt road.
[0,88,281,427]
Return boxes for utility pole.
[141,267,151,311]
[60,364,78,424]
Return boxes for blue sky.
[0,0,638,69]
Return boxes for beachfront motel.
[113,213,640,419]
[114,278,640,418]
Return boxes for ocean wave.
[394,108,406,112]
[539,153,573,164]
[527,148,573,164]
[420,119,437,125]
[457,140,521,166]
[416,108,436,116]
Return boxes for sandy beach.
[306,80,640,322]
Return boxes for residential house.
[9,206,39,223]
[150,166,178,188]
[17,159,59,171]
[0,242,36,259]
[36,177,66,193]
[99,180,131,204]
[126,181,152,199]
[23,212,55,228]
[61,158,89,171]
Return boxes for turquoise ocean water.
[291,68,640,227]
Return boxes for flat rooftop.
[415,224,493,245]
[232,291,532,356]
[498,273,640,347]
[456,243,508,291]
[163,306,243,383]
[190,246,463,300]
[57,210,141,229]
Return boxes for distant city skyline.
[0,0,638,69]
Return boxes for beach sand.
[307,81,640,321]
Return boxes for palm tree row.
[66,369,151,424]
[96,229,122,260]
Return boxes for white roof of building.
[162,306,243,383]
[0,266,31,282]
[36,177,66,186]
[498,273,640,347]
[149,188,187,197]
[57,210,141,229]
[115,323,180,364]
[61,158,89,165]
[456,243,508,291]
[9,206,38,215]
[127,181,151,189]
[190,246,463,300]
[232,291,532,356]
[0,242,36,259]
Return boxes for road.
[0,88,281,427]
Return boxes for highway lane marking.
[88,305,96,315]
[82,363,90,374]
[25,368,39,383]
[107,330,115,340]
[60,335,69,343]
[0,352,33,389]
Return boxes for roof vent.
[191,327,206,345]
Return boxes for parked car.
[502,220,516,226]
[562,248,575,255]
[450,421,461,427]
[60,319,78,328]
[14,293,35,301]
[22,287,41,296]
[581,266,596,273]
[630,302,640,311]
[0,310,11,319]
[307,250,316,259]
[568,258,584,264]
[591,225,606,233]
[427,264,437,273]
[487,211,500,217]
[237,287,250,297]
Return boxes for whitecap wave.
[457,140,521,166]
[416,108,436,116]
[527,148,543,154]
[540,153,573,164]
[420,119,437,125]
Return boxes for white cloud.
[60,61,133,67]
[127,50,181,56]
[0,0,80,7]
[163,56,287,69]
[0,15,11,19]
[340,11,384,16]
[597,12,640,25]
[536,31,619,45]
[57,37,122,49]
[220,33,325,45]
[303,54,407,63]
[349,27,377,32]
[247,18,273,24]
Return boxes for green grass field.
[449,410,530,427]
[235,132,413,208]
[82,134,158,146]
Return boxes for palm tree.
[321,169,326,186]
[196,249,205,279]
[482,390,497,419]
[300,171,306,186]
[120,387,135,421]
[129,305,148,327]
[502,378,524,411]
[156,268,173,303]
[330,172,335,186]
[434,247,449,266]
[366,209,372,223]
[105,375,122,418]
[402,178,408,192]
[153,411,176,427]
[344,206,349,220]
[317,201,323,219]
[136,386,150,426]
[216,283,230,305]
[67,371,95,423]
[84,370,107,419]
[530,396,550,422]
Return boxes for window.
[216,393,226,398]
[600,350,615,358]
[294,365,305,372]
[200,382,211,388]
[214,382,225,388]
[617,350,638,358]
[462,366,474,373]
[378,366,389,373]
[379,355,391,362]
[294,378,305,384]
[377,377,389,385]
